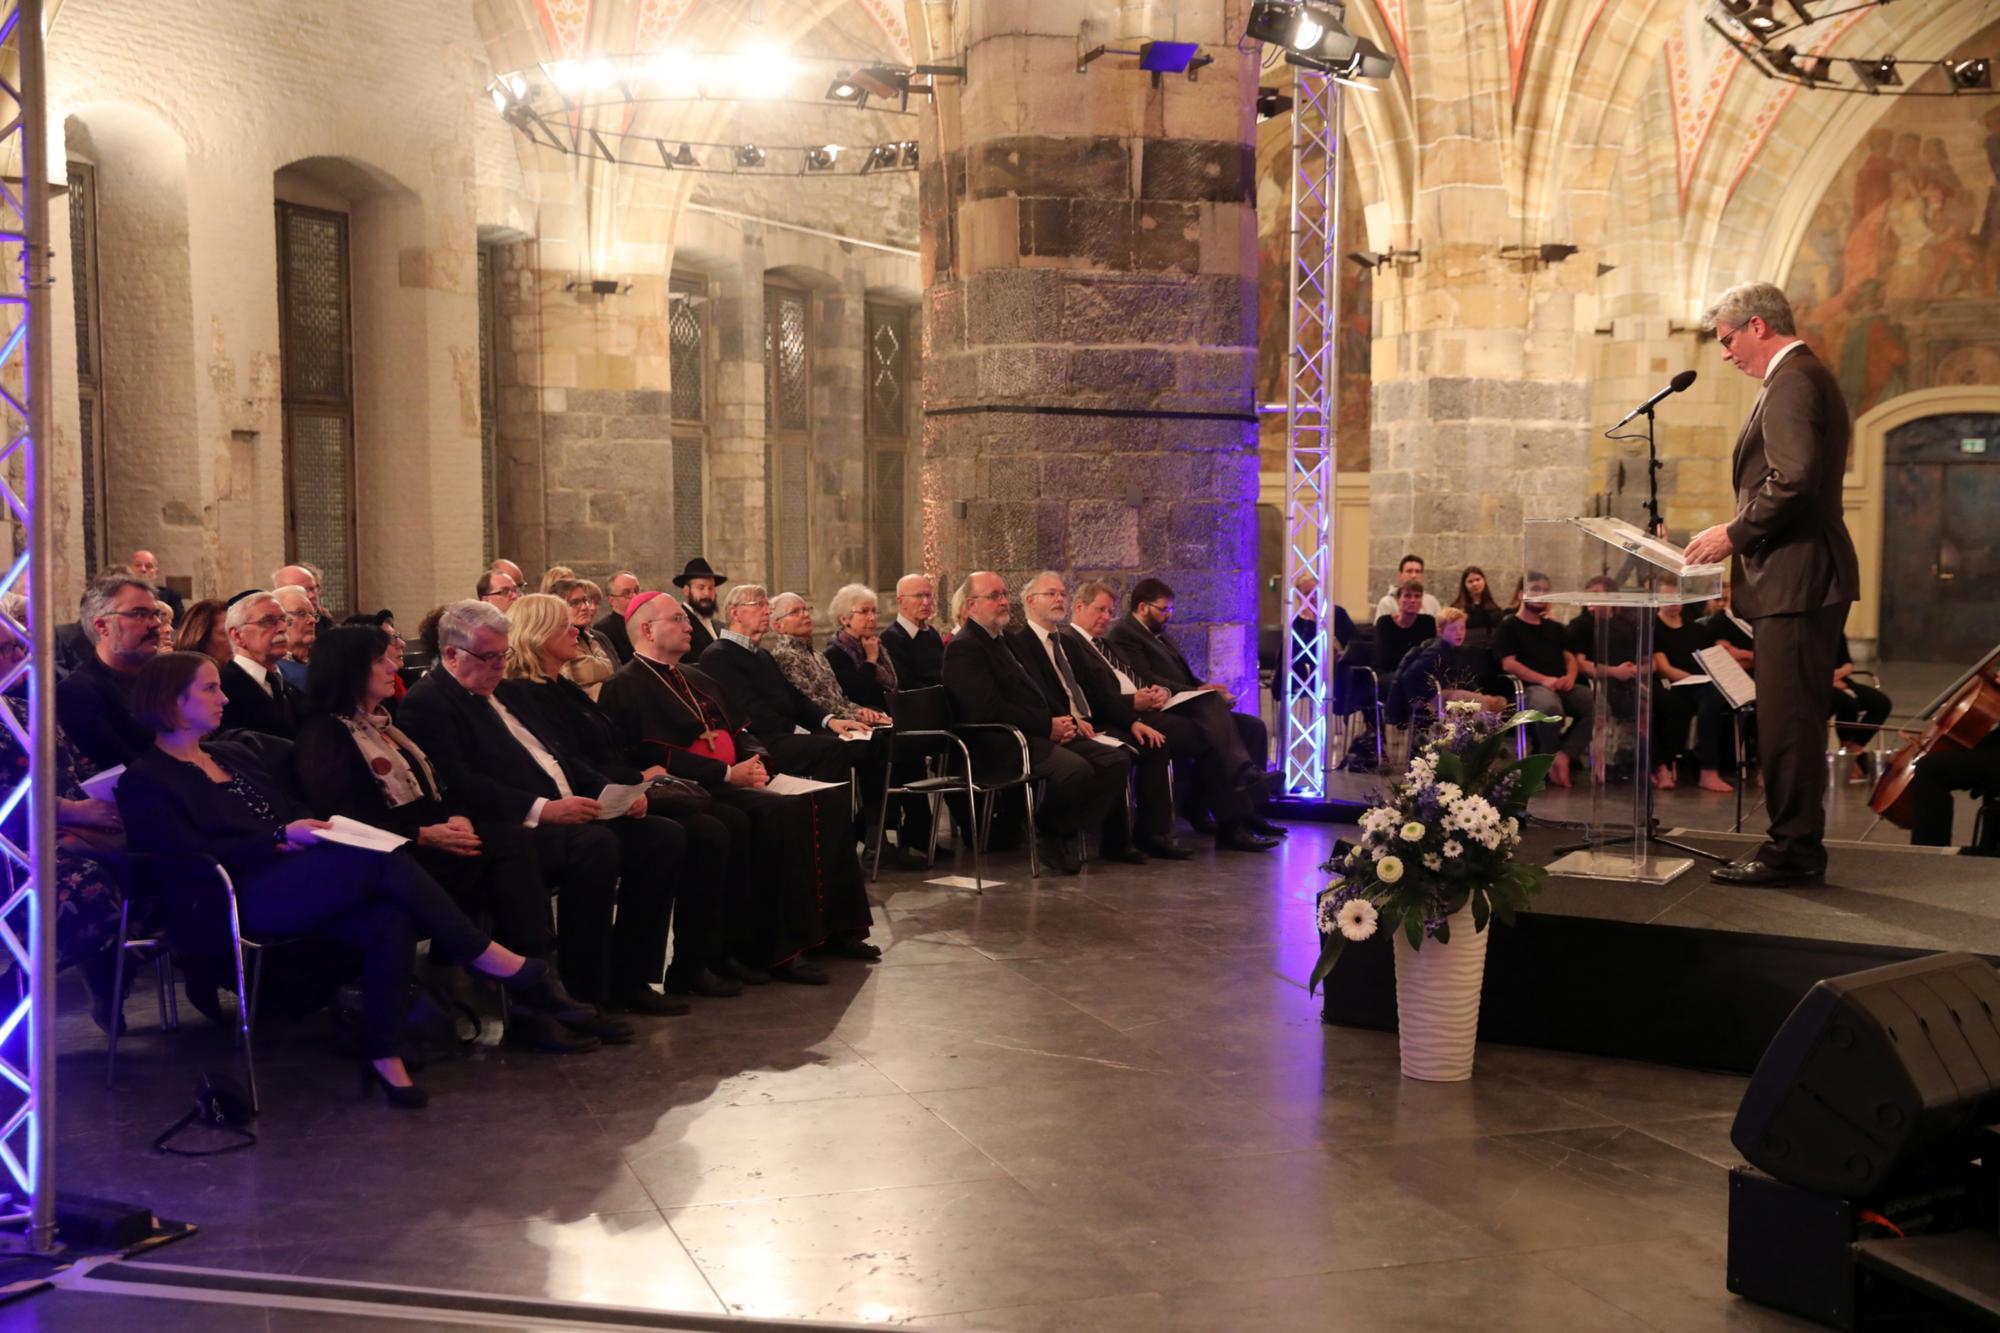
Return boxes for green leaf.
[1403,909,1424,949]
[1492,900,1517,927]
[1433,918,1452,945]
[1308,935,1346,995]
[1471,891,1491,933]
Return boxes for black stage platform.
[1320,825,2000,1074]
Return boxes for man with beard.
[57,573,167,771]
[673,557,726,657]
[600,591,877,978]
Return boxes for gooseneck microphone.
[1610,369,1697,431]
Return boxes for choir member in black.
[118,651,578,1108]
[1829,635,1891,781]
[1697,583,1755,674]
[1492,574,1593,786]
[1450,566,1508,684]
[599,591,877,980]
[1565,576,1642,736]
[1372,579,1437,684]
[1391,609,1510,723]
[1651,589,1734,793]
[293,625,614,1052]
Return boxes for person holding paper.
[695,584,873,786]
[1685,282,1860,887]
[120,651,584,1109]
[397,601,688,1018]
[1651,593,1734,793]
[1493,575,1594,788]
[293,626,618,1053]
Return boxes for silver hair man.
[436,597,510,651]
[1699,281,1797,338]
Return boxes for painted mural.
[1786,60,2000,419]
[1253,115,1373,474]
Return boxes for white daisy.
[1336,898,1378,941]
[1443,839,1463,859]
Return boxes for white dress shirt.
[1028,620,1089,717]
[231,652,278,696]
[486,693,570,827]
[895,614,929,639]
[1762,339,1806,381]
[1072,626,1137,695]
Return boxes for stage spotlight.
[804,144,841,172]
[1348,251,1386,270]
[1138,41,1202,74]
[1951,57,1992,91]
[734,143,766,168]
[1257,86,1294,119]
[826,74,866,105]
[860,142,900,174]
[852,66,910,100]
[1721,1,1781,43]
[649,50,697,95]
[899,141,919,169]
[1784,0,1815,21]
[1538,243,1579,264]
[1801,53,1836,84]
[1245,1,1302,47]
[673,143,700,168]
[1849,55,1901,88]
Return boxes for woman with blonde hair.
[539,564,576,593]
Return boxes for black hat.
[672,557,727,589]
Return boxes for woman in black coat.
[117,652,572,1108]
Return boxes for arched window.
[764,280,811,593]
[670,272,710,569]
[865,300,911,589]
[276,201,355,616]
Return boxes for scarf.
[829,629,897,694]
[341,708,440,810]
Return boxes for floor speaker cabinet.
[1727,1163,1995,1329]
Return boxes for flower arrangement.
[1309,702,1556,993]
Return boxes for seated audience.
[539,565,576,593]
[1390,609,1509,724]
[1697,583,1754,673]
[273,585,318,693]
[218,591,304,740]
[396,600,689,1017]
[177,598,232,666]
[1493,573,1593,786]
[53,606,93,676]
[600,591,876,980]
[118,651,577,1108]
[292,625,616,1053]
[945,571,1131,875]
[673,557,726,657]
[595,570,640,662]
[1566,574,1641,720]
[154,600,177,651]
[881,572,945,688]
[342,609,408,706]
[1372,579,1437,685]
[1287,569,1356,701]
[1450,566,1507,667]
[1374,554,1442,620]
[549,577,620,697]
[823,584,899,715]
[273,564,333,633]
[1106,577,1283,844]
[767,592,890,726]
[1830,635,1891,780]
[130,550,184,624]
[57,573,165,772]
[498,593,737,999]
[476,568,522,610]
[1651,589,1733,793]
[695,584,872,783]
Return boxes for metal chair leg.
[234,941,261,1114]
[105,899,131,1088]
[869,764,894,883]
[1023,783,1041,879]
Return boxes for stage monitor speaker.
[1732,952,2000,1198]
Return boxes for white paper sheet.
[314,815,410,853]
[1090,733,1129,749]
[1668,674,1712,689]
[79,765,124,801]
[593,782,650,820]
[1694,645,1756,709]
[764,774,846,796]
[839,729,874,743]
[1161,689,1210,710]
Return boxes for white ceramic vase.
[1391,906,1490,1082]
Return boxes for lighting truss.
[0,0,56,1253]
[1707,1,2000,95]
[498,109,920,177]
[1282,67,1339,799]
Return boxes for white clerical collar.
[232,653,274,694]
[1762,340,1806,379]
[896,614,928,638]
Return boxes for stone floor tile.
[1531,1233,1825,1330]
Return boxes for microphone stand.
[1643,404,1663,540]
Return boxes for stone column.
[919,7,1262,693]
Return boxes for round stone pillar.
[919,6,1262,693]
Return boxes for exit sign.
[1963,438,1989,455]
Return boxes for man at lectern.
[1684,282,1860,888]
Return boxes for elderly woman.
[498,594,734,1003]
[764,592,890,726]
[177,598,232,666]
[823,583,899,714]
[549,577,620,698]
[118,651,574,1108]
[292,626,608,1053]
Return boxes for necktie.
[1047,634,1090,720]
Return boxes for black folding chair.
[871,686,1038,892]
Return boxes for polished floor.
[17,809,1832,1332]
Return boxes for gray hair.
[949,578,971,626]
[769,591,807,620]
[1024,570,1065,599]
[82,573,155,629]
[436,598,509,651]
[225,591,279,631]
[827,583,876,625]
[722,583,768,615]
[1700,281,1797,337]
[272,585,313,612]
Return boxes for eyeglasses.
[737,598,770,609]
[1145,601,1174,616]
[104,607,163,623]
[1718,323,1747,351]
[450,645,507,667]
[488,586,520,600]
[283,609,315,622]
[660,613,690,626]
[244,615,285,631]
[566,596,598,609]
[971,590,1008,603]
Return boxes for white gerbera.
[1443,839,1463,859]
[1377,855,1404,883]
[1336,898,1378,941]
[1400,820,1426,842]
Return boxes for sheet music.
[1694,645,1756,709]
[764,774,845,796]
[79,764,123,801]
[315,816,410,853]
[593,782,650,819]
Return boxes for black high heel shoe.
[486,956,577,1017]
[359,1062,429,1110]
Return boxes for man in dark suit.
[129,550,184,625]
[944,571,1131,874]
[594,570,640,662]
[1106,577,1284,842]
[1686,282,1861,888]
[881,572,946,688]
[398,599,687,1015]
[673,557,727,658]
[56,573,165,771]
[695,583,873,783]
[217,591,305,740]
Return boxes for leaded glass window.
[871,449,905,591]
[68,162,106,572]
[866,303,906,440]
[277,202,355,616]
[762,282,812,590]
[672,437,704,568]
[478,244,498,560]
[764,287,809,432]
[670,276,705,424]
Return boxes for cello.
[1869,646,2000,829]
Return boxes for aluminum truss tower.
[0,0,57,1254]
[1281,69,1340,798]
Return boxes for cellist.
[1907,733,2000,850]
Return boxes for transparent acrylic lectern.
[1520,517,1726,883]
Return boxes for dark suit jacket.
[694,638,826,744]
[53,622,93,676]
[880,620,945,689]
[1005,626,1092,724]
[1721,345,1860,618]
[685,611,719,660]
[118,738,302,883]
[219,660,303,740]
[1059,627,1142,731]
[943,618,1057,740]
[292,712,459,839]
[56,654,154,772]
[594,611,633,664]
[496,676,644,785]
[1105,614,1200,691]
[826,644,892,711]
[600,658,766,786]
[396,667,609,825]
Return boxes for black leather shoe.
[714,957,771,985]
[1710,858,1824,888]
[770,960,831,986]
[664,968,744,998]
[610,986,693,1016]
[1184,811,1219,836]
[1100,846,1149,865]
[1136,839,1195,861]
[813,936,882,961]
[1245,816,1290,838]
[505,1011,602,1054]
[1041,835,1084,875]
[565,1012,635,1045]
[1218,827,1281,853]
